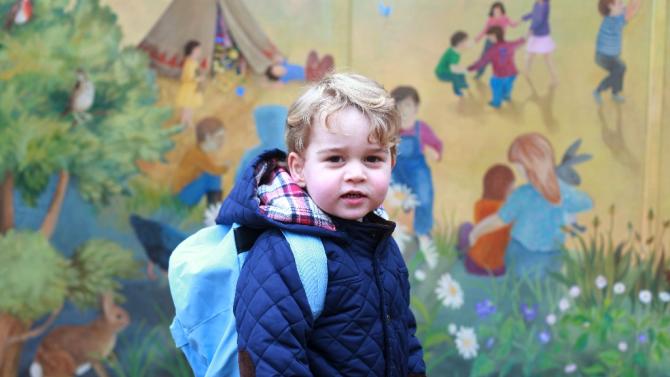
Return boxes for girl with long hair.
[469,133,593,278]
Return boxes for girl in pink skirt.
[522,0,558,84]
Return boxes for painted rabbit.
[29,292,130,377]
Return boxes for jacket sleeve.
[234,232,314,377]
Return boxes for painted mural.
[1,0,669,376]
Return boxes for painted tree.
[0,0,177,374]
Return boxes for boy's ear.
[287,152,307,187]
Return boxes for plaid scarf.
[255,159,387,231]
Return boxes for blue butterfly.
[378,2,391,17]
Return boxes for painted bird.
[129,214,187,279]
[63,69,95,123]
[556,139,592,187]
[4,0,32,30]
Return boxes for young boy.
[468,26,525,109]
[172,117,229,206]
[217,73,426,376]
[391,86,443,254]
[435,31,470,96]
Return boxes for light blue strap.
[280,230,328,319]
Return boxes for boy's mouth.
[341,191,367,199]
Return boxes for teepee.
[139,0,281,77]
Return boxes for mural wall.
[1,0,668,376]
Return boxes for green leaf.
[598,350,621,367]
[582,364,607,376]
[575,333,590,351]
[471,355,496,377]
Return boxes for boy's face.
[201,129,225,152]
[396,97,418,129]
[610,0,625,15]
[288,106,393,221]
[456,37,470,50]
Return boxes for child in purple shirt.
[468,26,525,109]
[522,0,558,84]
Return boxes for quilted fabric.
[218,150,426,376]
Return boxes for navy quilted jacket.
[217,150,426,377]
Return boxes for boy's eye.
[326,156,343,163]
[365,155,385,163]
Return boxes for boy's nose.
[344,162,366,183]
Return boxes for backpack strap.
[280,230,328,320]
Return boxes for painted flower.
[520,303,538,322]
[569,285,581,298]
[538,330,552,344]
[435,273,464,309]
[613,282,626,295]
[386,183,420,211]
[638,332,648,344]
[392,224,412,255]
[414,269,426,282]
[475,299,496,318]
[559,298,570,312]
[455,327,479,360]
[595,275,608,289]
[659,291,670,302]
[448,323,457,335]
[485,337,496,349]
[639,290,652,304]
[419,237,439,269]
[564,363,577,374]
[203,202,223,227]
[618,341,628,352]
[546,314,557,326]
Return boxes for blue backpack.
[168,223,328,377]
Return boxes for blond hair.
[508,133,561,204]
[285,73,400,158]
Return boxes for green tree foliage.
[0,231,69,320]
[0,0,177,205]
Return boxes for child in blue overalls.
[390,86,443,246]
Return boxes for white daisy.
[639,290,652,304]
[558,298,570,312]
[203,202,223,227]
[392,224,412,255]
[569,286,581,298]
[448,323,457,335]
[659,291,670,303]
[386,183,420,211]
[595,275,607,289]
[419,237,438,269]
[455,327,479,360]
[564,363,577,374]
[618,341,628,352]
[414,269,426,282]
[613,282,626,295]
[546,314,557,326]
[435,273,464,309]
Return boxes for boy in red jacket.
[468,26,525,109]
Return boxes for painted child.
[172,117,229,206]
[522,0,558,84]
[176,40,204,129]
[474,2,520,80]
[390,86,443,248]
[593,0,642,104]
[234,104,288,182]
[220,73,426,375]
[435,31,470,97]
[468,26,525,108]
[468,133,593,278]
[465,164,515,276]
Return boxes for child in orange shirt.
[465,164,515,276]
[172,117,229,206]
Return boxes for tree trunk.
[0,313,28,377]
[0,172,14,234]
[40,170,69,239]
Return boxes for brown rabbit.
[29,292,130,377]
